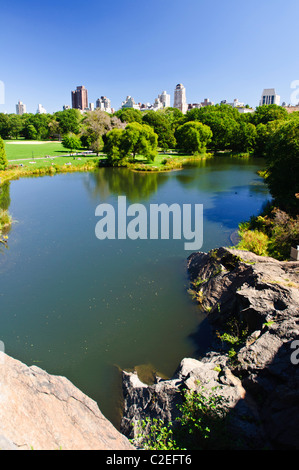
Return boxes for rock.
[121,247,299,449]
[0,352,134,450]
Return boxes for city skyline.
[1,0,299,114]
[6,83,293,116]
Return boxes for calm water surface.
[0,157,269,427]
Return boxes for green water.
[0,157,269,427]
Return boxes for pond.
[0,157,270,428]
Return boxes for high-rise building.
[260,88,280,106]
[96,96,112,113]
[72,86,89,111]
[16,101,26,115]
[121,96,140,110]
[157,90,171,108]
[173,84,188,114]
[37,104,47,114]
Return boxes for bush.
[237,229,269,256]
[0,137,8,170]
[238,207,299,260]
[131,386,229,450]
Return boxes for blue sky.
[1,0,298,114]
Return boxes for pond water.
[0,157,270,428]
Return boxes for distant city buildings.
[72,85,89,111]
[157,90,171,109]
[260,88,280,106]
[96,96,112,114]
[173,83,188,114]
[37,104,47,114]
[10,83,286,116]
[121,96,140,110]
[16,100,26,115]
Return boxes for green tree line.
[0,103,298,214]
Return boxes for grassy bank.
[125,151,213,172]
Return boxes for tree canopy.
[265,120,299,214]
[0,137,8,170]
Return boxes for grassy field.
[0,140,212,186]
[4,140,70,160]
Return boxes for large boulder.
[0,352,134,450]
[121,247,299,449]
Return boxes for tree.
[122,122,158,161]
[104,123,158,165]
[113,108,143,124]
[231,122,257,153]
[8,114,23,139]
[266,120,299,214]
[184,105,240,150]
[103,128,126,165]
[252,104,288,125]
[62,133,82,154]
[0,113,10,139]
[175,121,212,154]
[80,109,124,152]
[142,111,176,151]
[0,137,8,170]
[54,109,82,136]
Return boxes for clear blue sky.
[1,0,298,114]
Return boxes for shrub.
[237,229,269,256]
[0,137,8,170]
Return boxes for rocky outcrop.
[0,352,134,450]
[121,247,299,449]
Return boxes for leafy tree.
[8,114,23,139]
[231,121,257,153]
[175,121,212,154]
[103,128,126,165]
[184,105,240,150]
[266,119,299,214]
[252,104,288,125]
[80,109,124,151]
[254,121,280,157]
[54,109,82,136]
[123,122,158,161]
[104,122,158,165]
[0,137,8,170]
[0,113,10,139]
[62,133,82,154]
[113,108,143,124]
[22,123,38,140]
[142,111,176,150]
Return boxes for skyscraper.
[72,86,89,111]
[96,96,112,114]
[16,100,26,115]
[173,84,188,114]
[260,88,280,106]
[158,91,171,108]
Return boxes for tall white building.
[260,88,280,106]
[158,90,170,108]
[121,96,140,110]
[16,101,26,115]
[37,104,47,114]
[173,84,188,114]
[96,96,112,113]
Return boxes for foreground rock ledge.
[0,353,134,450]
[121,247,299,450]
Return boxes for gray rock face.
[121,247,299,450]
[0,352,134,450]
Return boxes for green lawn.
[4,140,69,160]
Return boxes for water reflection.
[85,167,170,203]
